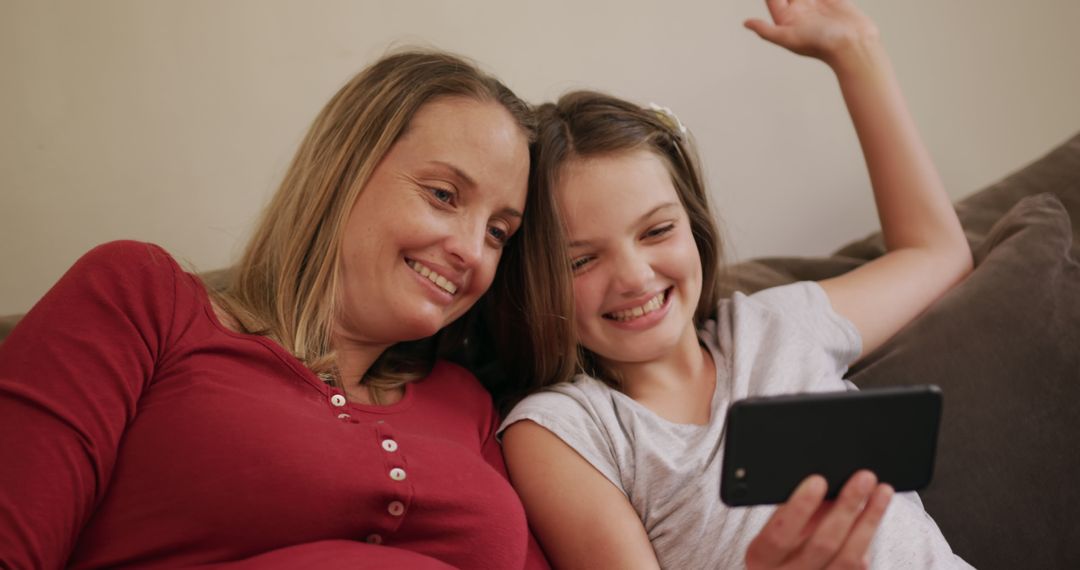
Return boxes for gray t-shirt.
[501,282,970,569]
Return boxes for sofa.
[3,133,1078,569]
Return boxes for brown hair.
[212,50,576,407]
[533,90,726,387]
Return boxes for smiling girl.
[501,1,973,568]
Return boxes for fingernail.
[856,471,876,493]
[801,474,827,495]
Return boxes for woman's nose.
[446,217,487,270]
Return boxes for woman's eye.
[427,187,455,204]
[644,223,675,239]
[488,226,509,246]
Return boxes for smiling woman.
[0,50,574,569]
[333,97,530,404]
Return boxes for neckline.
[601,337,727,429]
[188,272,417,413]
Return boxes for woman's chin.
[397,320,445,342]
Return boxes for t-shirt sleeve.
[499,386,626,494]
[0,241,184,567]
[747,281,863,374]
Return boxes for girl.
[502,1,973,568]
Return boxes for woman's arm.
[746,0,973,358]
[0,242,169,566]
[502,420,661,570]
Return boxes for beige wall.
[3,0,1079,315]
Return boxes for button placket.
[374,422,412,533]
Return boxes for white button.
[388,501,405,516]
[330,394,347,407]
[337,413,351,420]
[366,533,383,545]
[389,468,407,481]
[381,439,398,452]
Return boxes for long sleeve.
[0,241,177,568]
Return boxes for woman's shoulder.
[426,360,486,393]
[60,240,215,335]
[51,240,187,308]
[73,240,179,276]
[419,359,500,413]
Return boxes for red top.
[0,241,549,569]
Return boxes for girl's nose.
[612,249,655,295]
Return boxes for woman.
[0,50,573,568]
[502,1,973,568]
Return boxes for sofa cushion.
[848,193,1080,569]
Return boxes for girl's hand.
[744,0,880,69]
[745,471,894,570]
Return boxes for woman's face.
[557,149,703,366]
[337,96,529,346]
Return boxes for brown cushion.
[0,314,19,343]
[834,132,1080,261]
[848,194,1080,569]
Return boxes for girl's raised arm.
[746,0,972,358]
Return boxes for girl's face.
[557,149,703,367]
[336,97,529,346]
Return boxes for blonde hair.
[212,50,576,406]
[532,90,727,388]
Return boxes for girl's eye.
[570,256,593,272]
[644,223,675,239]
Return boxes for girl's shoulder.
[501,374,616,433]
[709,281,853,337]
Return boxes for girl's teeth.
[408,260,457,295]
[608,291,666,322]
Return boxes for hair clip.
[648,102,689,139]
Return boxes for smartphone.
[720,385,942,507]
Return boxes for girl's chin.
[586,322,697,365]
[590,338,681,366]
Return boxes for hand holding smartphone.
[720,385,942,507]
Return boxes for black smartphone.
[720,385,942,507]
